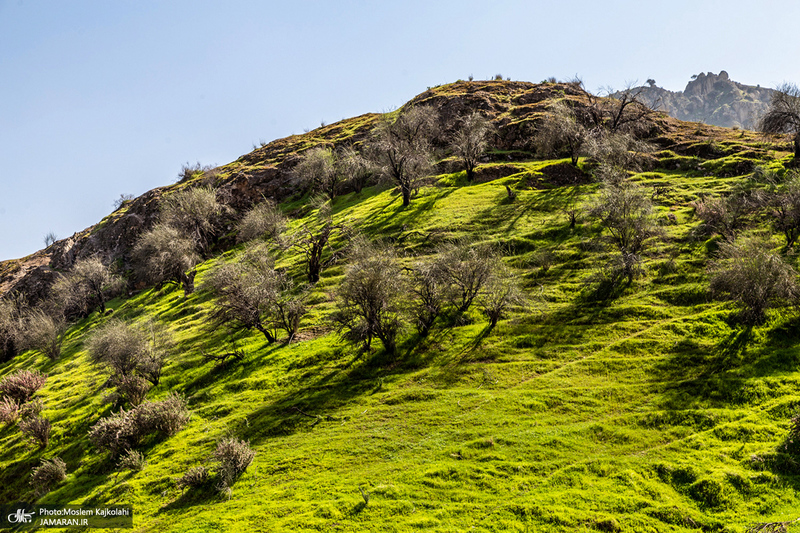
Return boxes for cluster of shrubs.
[88,393,189,455]
[0,369,51,447]
[176,437,255,495]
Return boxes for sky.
[1,0,799,260]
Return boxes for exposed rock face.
[616,71,773,129]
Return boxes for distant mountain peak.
[618,71,773,129]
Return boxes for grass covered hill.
[1,79,800,532]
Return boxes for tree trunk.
[256,324,277,344]
[181,269,197,296]
[401,184,411,206]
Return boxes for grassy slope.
[2,149,800,532]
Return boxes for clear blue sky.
[1,0,798,260]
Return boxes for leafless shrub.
[158,186,227,256]
[20,309,66,360]
[435,243,499,315]
[450,112,494,181]
[709,235,799,324]
[87,319,170,399]
[88,410,137,454]
[295,146,343,201]
[132,223,200,295]
[590,170,659,283]
[534,101,593,166]
[0,296,25,361]
[52,256,125,316]
[19,398,44,420]
[409,259,448,336]
[214,438,255,491]
[477,266,526,328]
[177,466,209,489]
[0,369,47,404]
[236,200,287,244]
[338,146,377,193]
[294,218,343,284]
[44,232,58,247]
[176,162,215,183]
[754,170,800,248]
[30,457,66,496]
[113,193,136,210]
[88,393,189,454]
[132,393,190,437]
[117,449,147,472]
[114,375,151,407]
[691,195,750,238]
[0,397,19,424]
[20,415,51,448]
[335,239,404,355]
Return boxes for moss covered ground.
[2,146,800,532]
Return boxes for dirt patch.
[536,162,591,187]
[472,164,523,183]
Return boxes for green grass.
[2,155,800,532]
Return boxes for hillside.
[1,80,800,532]
[617,71,774,129]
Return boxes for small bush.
[19,398,43,420]
[21,309,66,360]
[709,235,799,324]
[177,466,210,490]
[236,201,287,243]
[88,394,190,454]
[117,449,147,472]
[214,438,255,491]
[88,410,137,454]
[0,397,19,424]
[114,375,151,407]
[0,369,47,404]
[133,393,190,437]
[20,416,51,448]
[30,457,66,496]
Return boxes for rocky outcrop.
[616,71,773,129]
[0,80,672,303]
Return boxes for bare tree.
[52,256,125,316]
[592,83,655,134]
[590,170,659,283]
[370,105,439,206]
[20,309,66,360]
[236,200,287,244]
[477,266,525,328]
[335,240,404,355]
[337,146,376,194]
[0,296,25,361]
[132,224,200,295]
[202,247,305,343]
[534,101,593,166]
[87,319,171,404]
[759,171,800,248]
[158,186,227,257]
[758,82,800,158]
[450,112,493,181]
[294,146,341,202]
[709,235,799,324]
[409,259,448,336]
[436,243,499,315]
